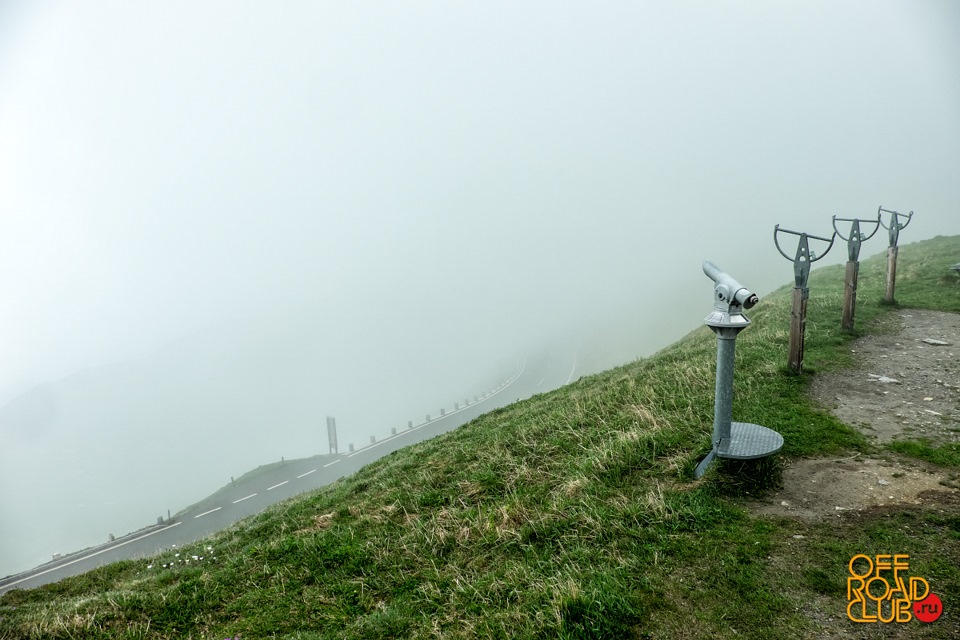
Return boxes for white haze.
[1,1,958,576]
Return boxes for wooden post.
[885,245,898,303]
[842,260,859,332]
[788,287,808,372]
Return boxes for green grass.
[887,440,960,468]
[2,236,959,639]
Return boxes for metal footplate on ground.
[718,422,784,459]
[695,261,784,478]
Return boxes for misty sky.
[2,1,958,397]
[1,2,959,574]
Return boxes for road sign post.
[326,416,338,455]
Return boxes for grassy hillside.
[2,236,959,639]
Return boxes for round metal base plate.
[717,422,784,460]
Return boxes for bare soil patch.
[753,309,960,521]
[811,309,960,447]
[751,454,955,521]
[746,309,960,637]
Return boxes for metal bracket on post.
[878,206,913,250]
[833,214,880,331]
[878,206,913,304]
[694,261,784,479]
[773,226,835,373]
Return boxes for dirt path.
[751,309,960,521]
[746,310,960,637]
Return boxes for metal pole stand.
[878,206,913,304]
[694,261,784,479]
[773,226,835,373]
[833,214,880,332]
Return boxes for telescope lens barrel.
[704,260,757,308]
[732,288,759,309]
[702,260,722,282]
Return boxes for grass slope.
[2,236,959,639]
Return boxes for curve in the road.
[1,351,576,594]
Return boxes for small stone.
[924,409,942,416]
[780,501,790,507]
[923,397,934,401]
[877,376,900,384]
[878,479,890,486]
[792,535,806,539]
[922,338,950,346]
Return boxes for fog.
[1,2,959,576]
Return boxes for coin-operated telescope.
[694,261,784,479]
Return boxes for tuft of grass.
[1,236,958,639]
[887,440,960,468]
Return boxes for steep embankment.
[2,236,959,639]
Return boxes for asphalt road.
[0,350,577,594]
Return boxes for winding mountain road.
[0,350,577,594]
